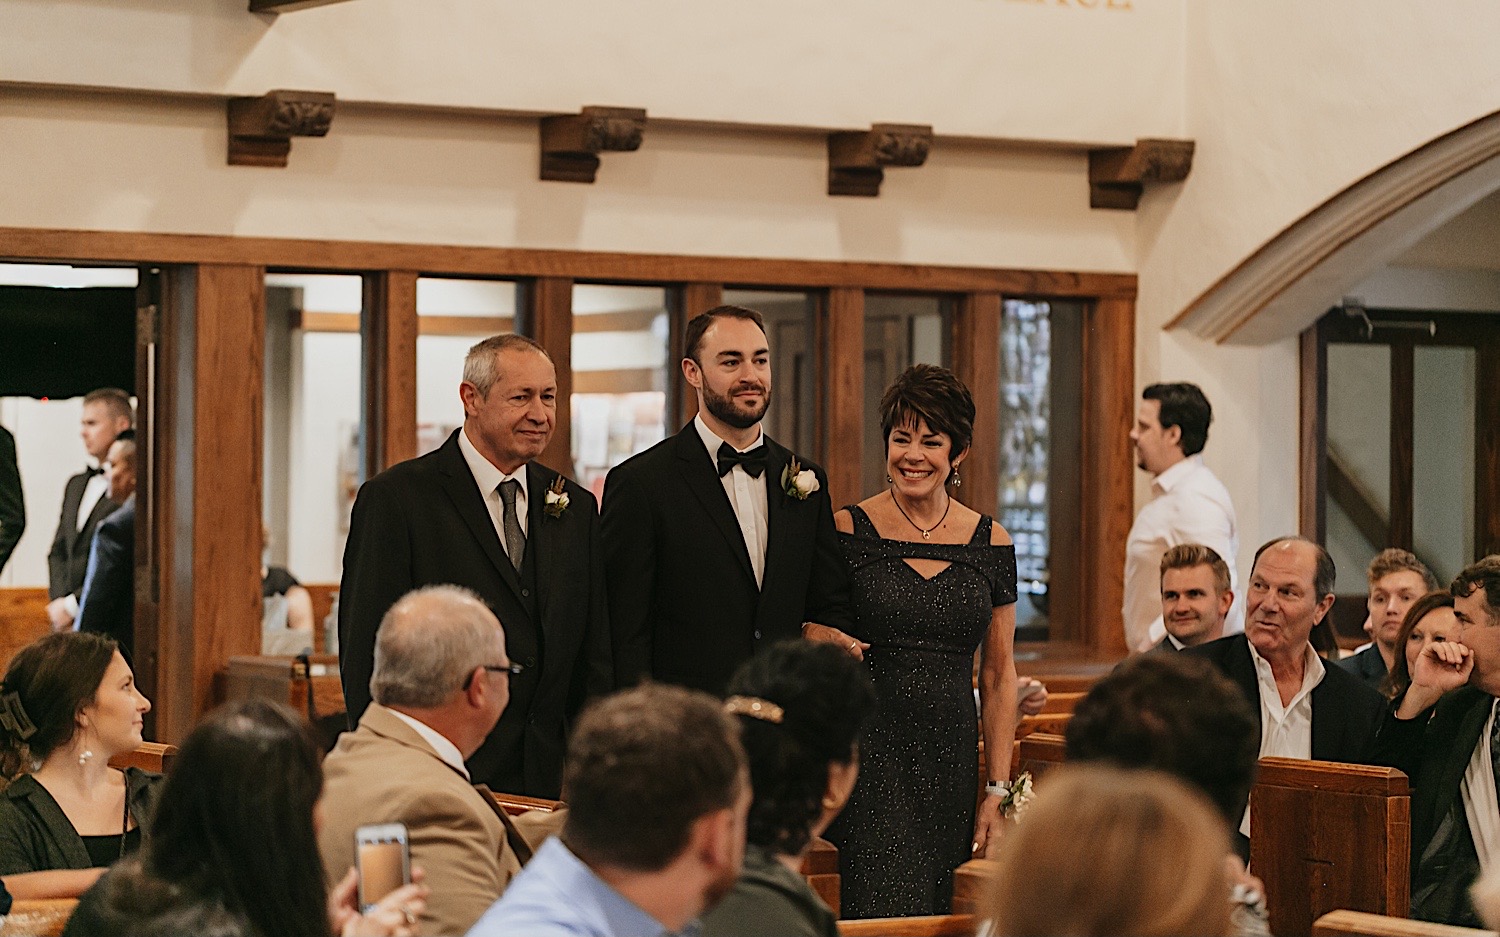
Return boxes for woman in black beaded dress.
[821,364,1019,919]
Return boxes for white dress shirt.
[695,414,769,588]
[1240,640,1324,836]
[1123,454,1243,653]
[77,470,109,532]
[1461,699,1500,874]
[458,426,528,562]
[385,705,469,779]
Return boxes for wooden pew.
[1007,730,1068,784]
[1313,909,1496,937]
[108,741,179,774]
[1251,758,1411,937]
[801,838,840,917]
[951,858,998,915]
[489,791,563,816]
[219,654,345,721]
[0,587,51,672]
[0,898,78,937]
[836,914,975,936]
[1039,690,1085,714]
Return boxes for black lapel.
[1433,690,1494,822]
[1310,672,1337,760]
[759,437,795,596]
[1226,636,1265,741]
[525,461,560,629]
[74,493,118,549]
[673,426,756,586]
[435,432,525,603]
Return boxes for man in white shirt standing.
[1123,382,1242,654]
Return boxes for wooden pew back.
[1313,909,1496,937]
[108,741,179,774]
[0,898,78,937]
[1251,757,1411,937]
[951,858,998,915]
[800,838,841,918]
[836,914,975,936]
[0,587,50,673]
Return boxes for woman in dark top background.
[702,641,876,937]
[0,632,159,899]
[827,364,1019,918]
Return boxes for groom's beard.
[702,380,770,430]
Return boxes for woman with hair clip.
[0,631,158,899]
[64,698,427,937]
[702,640,877,937]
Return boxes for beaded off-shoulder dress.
[824,504,1017,919]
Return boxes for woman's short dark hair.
[879,365,976,466]
[143,699,329,937]
[1142,383,1212,457]
[1383,592,1457,701]
[0,632,118,778]
[726,640,877,856]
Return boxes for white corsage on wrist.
[987,771,1034,820]
[543,476,570,518]
[781,458,820,501]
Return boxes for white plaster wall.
[3,0,1181,143]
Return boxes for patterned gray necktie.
[497,479,525,572]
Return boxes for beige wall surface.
[4,0,1180,143]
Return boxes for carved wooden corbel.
[539,107,648,183]
[1087,138,1195,210]
[226,90,336,167]
[827,124,933,197]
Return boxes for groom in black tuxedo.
[338,334,611,798]
[601,305,857,695]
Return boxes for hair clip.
[0,691,37,741]
[724,695,784,724]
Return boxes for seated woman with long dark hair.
[0,632,158,899]
[63,698,427,937]
[702,640,877,937]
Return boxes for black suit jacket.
[1372,686,1494,926]
[0,427,22,575]
[48,469,119,601]
[1187,633,1384,763]
[600,423,853,695]
[1336,643,1390,693]
[338,430,611,798]
[76,494,134,658]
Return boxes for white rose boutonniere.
[997,771,1034,821]
[781,458,820,501]
[543,476,570,518]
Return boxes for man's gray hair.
[370,585,505,708]
[462,334,551,397]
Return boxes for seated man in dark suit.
[1151,543,1234,653]
[1372,555,1500,928]
[1187,536,1385,839]
[1339,548,1437,692]
[75,430,137,657]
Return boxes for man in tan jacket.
[319,585,558,936]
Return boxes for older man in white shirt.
[1123,382,1242,654]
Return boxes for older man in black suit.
[600,305,855,695]
[1188,536,1384,851]
[1373,556,1500,928]
[338,334,611,798]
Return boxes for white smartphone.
[355,822,411,913]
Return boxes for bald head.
[371,586,506,709]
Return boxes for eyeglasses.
[462,662,524,690]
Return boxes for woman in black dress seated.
[65,698,427,937]
[702,640,877,937]
[822,364,1019,918]
[0,632,159,899]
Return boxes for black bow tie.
[85,466,104,478]
[717,442,767,478]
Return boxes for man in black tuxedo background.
[338,334,611,798]
[600,305,856,695]
[47,387,132,631]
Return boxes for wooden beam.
[670,284,722,429]
[827,124,933,197]
[1327,449,1389,552]
[1389,340,1415,550]
[539,107,647,183]
[0,227,1139,298]
[1088,138,1195,210]
[950,293,1001,518]
[1080,295,1134,659]
[250,0,357,11]
[521,277,576,475]
[361,271,419,474]
[1299,320,1328,540]
[154,264,265,742]
[1478,345,1500,558]
[821,288,864,509]
[227,90,335,168]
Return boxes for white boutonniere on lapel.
[780,457,820,501]
[543,476,570,518]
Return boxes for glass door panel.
[1412,346,1476,584]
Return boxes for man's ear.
[1312,592,1336,625]
[1162,423,1183,450]
[692,806,736,868]
[681,357,704,392]
[1218,589,1234,618]
[459,381,482,418]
